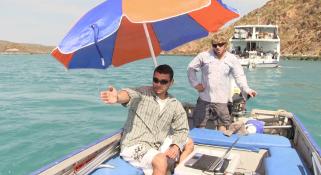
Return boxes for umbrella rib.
[91,24,105,67]
[143,23,158,67]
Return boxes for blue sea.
[0,55,320,175]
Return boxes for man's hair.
[154,64,174,80]
[211,36,227,44]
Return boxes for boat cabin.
[229,25,281,68]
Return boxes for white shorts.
[120,137,175,175]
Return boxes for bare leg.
[218,125,227,132]
[152,153,168,175]
[179,138,194,162]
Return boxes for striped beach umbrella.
[52,0,239,69]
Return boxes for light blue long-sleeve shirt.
[187,50,251,103]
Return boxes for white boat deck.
[175,144,267,175]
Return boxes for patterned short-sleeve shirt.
[120,86,189,156]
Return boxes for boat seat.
[90,156,144,175]
[189,128,291,151]
[264,147,311,175]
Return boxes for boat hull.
[241,61,279,68]
[31,108,321,175]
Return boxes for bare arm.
[100,86,130,104]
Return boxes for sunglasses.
[153,77,169,85]
[212,42,226,48]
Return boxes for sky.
[0,0,269,46]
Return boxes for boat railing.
[249,109,294,137]
[255,31,278,39]
[232,27,278,40]
[232,49,278,60]
[182,103,294,137]
[232,32,278,40]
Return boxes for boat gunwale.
[30,129,123,175]
[31,109,321,175]
[292,114,321,158]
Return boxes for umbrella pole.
[143,23,158,67]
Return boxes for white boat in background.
[229,25,281,68]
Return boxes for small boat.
[229,24,281,68]
[31,102,321,175]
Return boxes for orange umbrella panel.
[52,0,238,69]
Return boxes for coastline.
[281,55,321,61]
[1,52,321,61]
[161,53,321,61]
[0,52,49,55]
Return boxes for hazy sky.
[0,0,269,46]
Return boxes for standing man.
[187,37,256,131]
[101,64,193,175]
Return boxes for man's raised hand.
[100,86,118,104]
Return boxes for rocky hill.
[167,0,321,57]
[0,40,53,54]
[1,0,320,57]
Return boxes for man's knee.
[152,153,168,172]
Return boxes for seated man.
[101,64,193,175]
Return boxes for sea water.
[0,55,320,174]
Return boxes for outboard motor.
[228,93,247,118]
